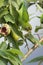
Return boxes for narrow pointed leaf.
[0,8,8,18]
[0,41,8,50]
[7,49,24,57]
[35,26,43,32]
[28,56,43,63]
[0,0,4,8]
[0,50,21,65]
[4,14,15,24]
[0,60,6,65]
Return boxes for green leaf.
[39,0,43,3]
[7,51,22,65]
[0,60,6,65]
[4,50,22,65]
[12,0,23,6]
[0,8,8,18]
[0,41,8,50]
[40,14,43,24]
[7,49,24,57]
[0,50,18,65]
[4,14,15,24]
[35,26,43,32]
[4,0,8,6]
[28,56,43,63]
[0,0,4,8]
[12,1,19,10]
[0,49,22,65]
[9,0,19,21]
[0,57,7,65]
[0,17,6,24]
[16,0,23,6]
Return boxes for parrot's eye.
[1,27,7,33]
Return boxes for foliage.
[0,0,43,65]
[28,56,43,65]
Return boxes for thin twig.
[25,38,29,51]
[36,34,40,40]
[21,38,43,62]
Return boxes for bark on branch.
[21,37,43,62]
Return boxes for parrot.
[18,2,32,31]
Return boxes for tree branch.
[21,37,43,62]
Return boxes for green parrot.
[18,2,32,31]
